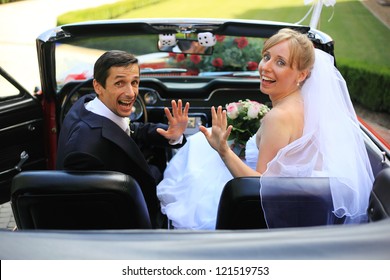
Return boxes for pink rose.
[247,101,261,119]
[226,102,239,119]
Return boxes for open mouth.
[118,100,134,107]
[261,75,275,84]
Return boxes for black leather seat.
[216,176,343,229]
[215,177,266,229]
[368,168,390,222]
[11,170,152,230]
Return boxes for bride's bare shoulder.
[261,107,291,126]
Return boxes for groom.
[56,50,190,227]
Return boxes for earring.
[297,81,300,87]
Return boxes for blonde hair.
[262,28,315,72]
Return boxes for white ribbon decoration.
[296,0,336,29]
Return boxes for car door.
[0,67,46,204]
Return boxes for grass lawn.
[118,0,390,69]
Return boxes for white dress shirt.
[85,97,130,134]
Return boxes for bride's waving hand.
[199,105,232,157]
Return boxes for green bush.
[57,0,166,26]
[0,0,22,4]
[338,61,390,114]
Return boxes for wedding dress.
[157,48,374,230]
[157,130,258,230]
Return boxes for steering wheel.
[59,78,148,126]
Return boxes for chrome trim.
[0,119,43,133]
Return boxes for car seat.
[11,170,152,229]
[216,176,344,229]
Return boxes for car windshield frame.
[37,19,332,98]
[54,34,267,90]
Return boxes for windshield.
[55,34,264,90]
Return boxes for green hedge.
[338,61,390,114]
[0,0,22,4]
[57,0,166,26]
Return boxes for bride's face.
[258,40,304,99]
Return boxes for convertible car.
[0,18,389,259]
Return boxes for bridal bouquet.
[226,99,270,147]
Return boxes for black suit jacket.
[56,94,186,225]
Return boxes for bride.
[157,28,374,230]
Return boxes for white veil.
[260,48,374,227]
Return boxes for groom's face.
[93,63,140,118]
